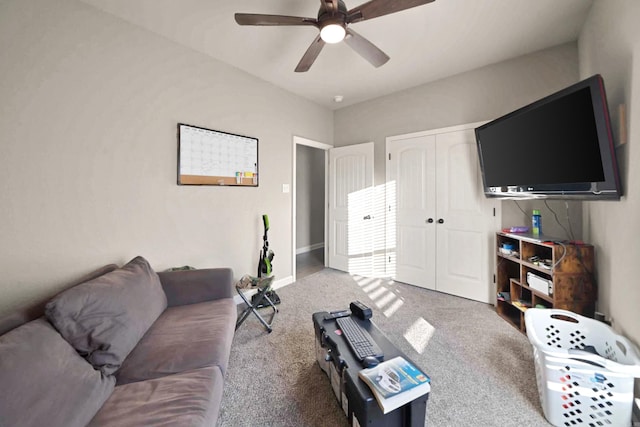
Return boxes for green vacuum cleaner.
[257,214,274,278]
[254,214,280,307]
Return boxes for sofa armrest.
[157,268,234,307]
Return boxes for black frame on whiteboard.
[177,123,259,186]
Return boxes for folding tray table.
[235,276,278,333]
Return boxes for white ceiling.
[79,0,594,110]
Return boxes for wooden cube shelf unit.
[495,232,596,333]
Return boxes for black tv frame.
[474,74,622,200]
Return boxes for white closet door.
[387,134,436,289]
[435,128,496,303]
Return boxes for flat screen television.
[474,74,622,200]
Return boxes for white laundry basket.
[524,308,640,427]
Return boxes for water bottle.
[532,209,542,235]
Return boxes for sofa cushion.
[0,318,116,427]
[45,256,167,375]
[115,297,236,385]
[89,367,223,427]
[158,267,234,307]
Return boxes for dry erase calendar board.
[177,123,258,186]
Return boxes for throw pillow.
[45,255,167,375]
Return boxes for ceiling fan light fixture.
[320,23,346,44]
[235,0,436,72]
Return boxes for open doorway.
[292,136,331,281]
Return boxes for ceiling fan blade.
[347,0,435,23]
[343,28,390,68]
[295,35,326,72]
[235,13,317,26]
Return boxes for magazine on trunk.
[358,356,431,414]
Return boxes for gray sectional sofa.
[0,256,237,427]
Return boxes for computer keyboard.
[336,316,384,362]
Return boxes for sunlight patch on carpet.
[367,286,387,299]
[362,281,382,293]
[383,298,403,317]
[404,317,435,354]
[374,291,396,309]
[355,276,381,292]
[353,275,405,316]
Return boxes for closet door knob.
[437,218,444,224]
[426,218,434,223]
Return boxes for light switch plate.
[282,184,290,193]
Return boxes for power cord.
[564,201,576,242]
[514,200,528,217]
[551,241,567,270]
[548,239,593,275]
[544,200,574,241]
[548,239,596,308]
[514,200,576,242]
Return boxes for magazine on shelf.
[358,356,431,414]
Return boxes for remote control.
[350,301,372,320]
[324,309,351,320]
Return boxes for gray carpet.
[218,268,551,426]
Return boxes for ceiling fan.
[235,0,435,72]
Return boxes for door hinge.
[388,256,391,263]
[493,207,496,217]
[493,274,496,283]
[388,153,391,160]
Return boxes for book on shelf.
[512,300,531,312]
[358,356,431,414]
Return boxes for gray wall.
[334,43,580,185]
[0,0,333,318]
[579,0,640,350]
[296,144,325,252]
[334,42,584,239]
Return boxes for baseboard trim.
[296,243,324,255]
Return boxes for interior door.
[435,128,497,303]
[328,142,374,275]
[387,134,437,289]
